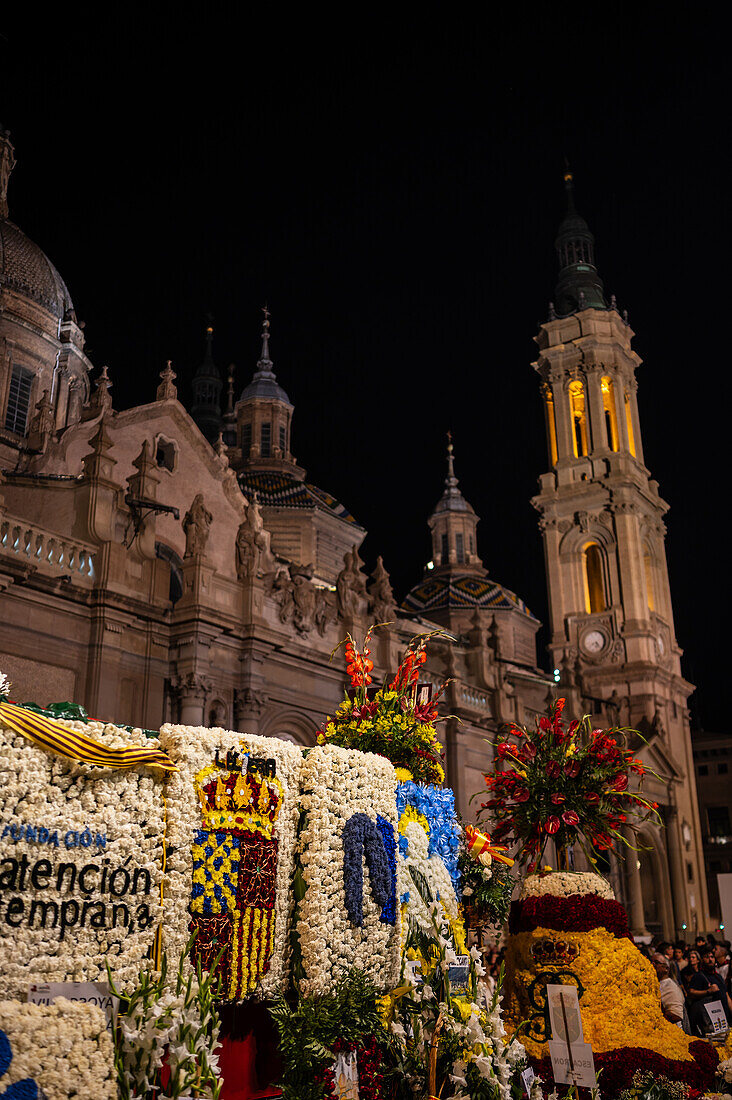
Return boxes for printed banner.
[0,718,166,996]
[159,724,303,999]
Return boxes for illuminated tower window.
[644,550,655,612]
[544,384,558,465]
[569,380,589,457]
[624,390,636,457]
[601,376,619,451]
[582,542,606,613]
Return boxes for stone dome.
[0,218,74,319]
[402,572,538,618]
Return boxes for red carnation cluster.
[532,1040,718,1099]
[508,894,633,940]
[480,699,660,869]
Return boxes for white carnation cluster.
[397,820,459,940]
[0,671,11,696]
[0,996,115,1100]
[296,743,401,997]
[0,719,166,995]
[159,723,303,997]
[520,870,614,900]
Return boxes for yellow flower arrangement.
[505,924,695,1062]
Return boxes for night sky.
[1,12,728,728]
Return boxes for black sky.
[1,10,729,728]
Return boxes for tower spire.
[553,166,607,316]
[0,124,16,220]
[190,317,223,444]
[427,432,484,575]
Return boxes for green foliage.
[269,971,385,1100]
[459,851,514,927]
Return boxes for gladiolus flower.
[562,810,580,827]
[539,716,552,732]
[544,816,560,834]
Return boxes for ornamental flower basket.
[478,698,659,871]
[316,628,450,785]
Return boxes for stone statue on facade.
[268,560,333,636]
[235,493,273,579]
[183,493,213,558]
[336,545,368,619]
[367,555,395,622]
[26,390,55,453]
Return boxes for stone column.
[174,673,211,726]
[614,374,631,452]
[551,376,574,460]
[623,827,648,936]
[666,806,690,935]
[627,378,645,465]
[585,369,606,453]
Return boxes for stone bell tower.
[531,169,710,936]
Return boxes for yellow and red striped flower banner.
[0,699,177,772]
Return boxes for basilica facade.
[0,127,711,937]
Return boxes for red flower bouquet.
[479,698,659,871]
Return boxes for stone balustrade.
[0,515,95,579]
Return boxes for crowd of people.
[479,936,732,1037]
[645,936,732,1035]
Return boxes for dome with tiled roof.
[238,468,361,527]
[0,127,74,321]
[0,219,74,319]
[402,572,537,619]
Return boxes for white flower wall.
[0,719,165,996]
[0,997,115,1100]
[296,744,401,997]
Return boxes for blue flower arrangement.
[396,780,461,891]
[342,812,396,927]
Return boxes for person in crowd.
[673,942,687,967]
[651,954,685,1026]
[715,942,730,984]
[686,946,732,1035]
[658,941,682,984]
[694,934,710,953]
[681,948,702,993]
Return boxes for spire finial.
[0,125,16,220]
[446,430,456,484]
[563,158,576,214]
[259,304,272,366]
[225,364,235,415]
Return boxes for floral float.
[480,698,729,1096]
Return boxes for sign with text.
[521,1066,536,1096]
[28,980,118,1033]
[548,1040,597,1087]
[705,1000,729,1035]
[447,954,471,993]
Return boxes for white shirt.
[659,976,685,1026]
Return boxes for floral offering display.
[159,723,303,1000]
[316,630,448,786]
[0,997,115,1100]
[0,714,166,996]
[295,743,401,998]
[503,871,722,1096]
[480,697,659,870]
[458,824,515,931]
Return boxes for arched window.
[601,376,619,451]
[569,380,589,457]
[544,384,558,465]
[644,549,655,613]
[624,390,636,457]
[582,542,606,613]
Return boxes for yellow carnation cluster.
[505,925,696,1062]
